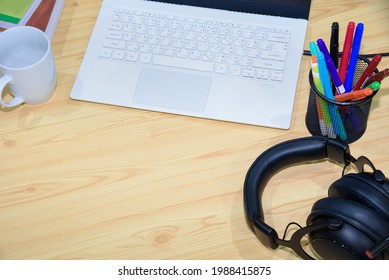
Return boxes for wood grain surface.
[1,0,388,260]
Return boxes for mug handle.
[0,75,25,107]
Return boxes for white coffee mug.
[0,26,56,107]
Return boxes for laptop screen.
[150,0,311,20]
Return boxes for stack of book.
[0,0,64,40]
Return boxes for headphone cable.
[282,222,303,241]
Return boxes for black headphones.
[243,136,389,260]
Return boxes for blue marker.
[317,39,345,95]
[344,23,364,92]
[317,52,347,141]
[309,41,319,56]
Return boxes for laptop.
[70,0,311,129]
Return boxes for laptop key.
[153,55,214,72]
[268,33,290,43]
[260,50,287,61]
[112,49,126,60]
[252,59,285,70]
[103,39,126,49]
[100,48,113,58]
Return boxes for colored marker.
[334,88,373,102]
[310,42,335,137]
[310,44,324,94]
[317,52,347,141]
[330,22,339,69]
[365,68,389,84]
[317,39,345,95]
[344,23,364,92]
[339,21,355,83]
[353,54,382,90]
[311,56,326,135]
[364,81,381,92]
[309,41,319,56]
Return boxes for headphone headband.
[243,136,351,249]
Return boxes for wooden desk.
[1,0,388,260]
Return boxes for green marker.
[317,52,348,141]
[364,81,381,92]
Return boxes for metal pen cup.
[305,56,379,144]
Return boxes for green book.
[0,0,35,24]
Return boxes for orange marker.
[334,88,373,102]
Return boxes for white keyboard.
[100,7,292,81]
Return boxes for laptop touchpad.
[133,69,212,112]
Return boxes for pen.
[334,88,373,102]
[365,68,389,84]
[309,43,323,93]
[317,52,347,141]
[310,54,326,135]
[317,39,345,95]
[353,54,382,90]
[364,81,381,92]
[310,42,335,137]
[330,22,339,69]
[344,23,364,92]
[309,41,319,56]
[339,21,355,83]
[310,46,325,92]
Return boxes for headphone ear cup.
[307,197,389,260]
[329,173,389,222]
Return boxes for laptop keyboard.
[100,7,291,81]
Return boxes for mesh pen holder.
[306,56,379,144]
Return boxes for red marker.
[353,54,382,90]
[338,22,355,83]
[365,68,389,84]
